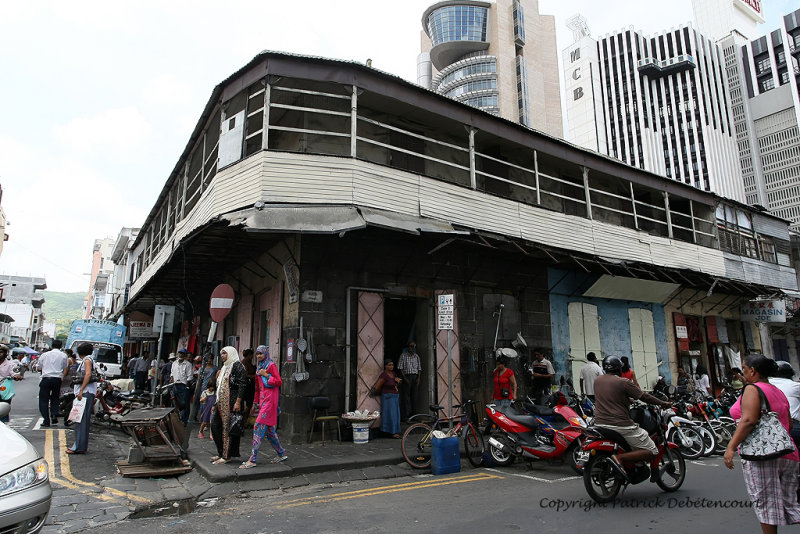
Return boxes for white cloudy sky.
[0,0,794,292]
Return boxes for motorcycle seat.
[503,407,540,430]
[594,426,633,452]
[526,404,555,416]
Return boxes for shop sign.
[129,321,156,339]
[741,299,786,323]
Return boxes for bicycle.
[401,400,485,469]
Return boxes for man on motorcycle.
[593,356,671,479]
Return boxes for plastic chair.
[308,396,341,444]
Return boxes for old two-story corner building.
[118,51,798,440]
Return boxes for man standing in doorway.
[36,340,68,427]
[170,348,194,424]
[530,348,555,404]
[398,341,422,421]
[579,352,603,402]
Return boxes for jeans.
[39,377,62,424]
[71,393,95,453]
[173,383,191,423]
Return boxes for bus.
[66,319,127,378]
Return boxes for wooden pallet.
[116,460,193,478]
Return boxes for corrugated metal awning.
[223,205,466,236]
[582,275,680,303]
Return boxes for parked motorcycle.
[581,404,686,503]
[485,398,587,474]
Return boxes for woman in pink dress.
[240,345,286,468]
[724,354,800,533]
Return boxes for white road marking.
[7,416,35,430]
[32,417,42,430]
[485,468,581,484]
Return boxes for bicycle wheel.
[462,423,484,467]
[402,423,433,469]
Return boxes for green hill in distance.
[42,291,85,341]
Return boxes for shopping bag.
[68,397,87,424]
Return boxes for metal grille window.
[443,78,498,99]
[516,56,531,127]
[513,0,526,46]
[437,60,497,88]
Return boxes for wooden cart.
[117,407,192,477]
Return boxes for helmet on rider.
[776,360,796,379]
[602,356,623,375]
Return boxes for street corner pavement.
[186,429,408,485]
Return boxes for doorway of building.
[384,297,432,419]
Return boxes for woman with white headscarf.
[210,346,248,464]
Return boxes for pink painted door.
[435,290,461,412]
[256,284,283,370]
[356,292,384,416]
[235,294,254,352]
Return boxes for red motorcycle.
[581,404,686,503]
[484,396,588,473]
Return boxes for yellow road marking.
[44,430,119,503]
[55,431,151,504]
[275,472,503,510]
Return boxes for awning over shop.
[583,275,680,303]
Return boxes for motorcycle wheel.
[710,421,733,454]
[488,433,515,467]
[463,423,485,468]
[655,448,686,492]
[583,452,623,504]
[566,440,587,474]
[401,423,433,469]
[666,426,703,460]
[697,425,717,457]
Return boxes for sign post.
[438,294,454,429]
[151,305,176,405]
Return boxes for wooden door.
[435,290,461,415]
[356,292,384,414]
[568,302,602,392]
[629,308,658,389]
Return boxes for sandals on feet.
[212,458,228,465]
[210,456,221,462]
[270,455,288,464]
[239,461,257,469]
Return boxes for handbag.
[0,378,14,401]
[70,360,101,386]
[228,411,245,437]
[738,383,796,461]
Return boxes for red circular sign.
[209,284,235,323]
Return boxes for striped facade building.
[564,21,746,203]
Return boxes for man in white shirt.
[170,348,194,423]
[579,352,603,401]
[37,340,68,427]
[771,361,800,447]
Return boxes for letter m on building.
[570,49,581,63]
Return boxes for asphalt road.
[107,447,765,533]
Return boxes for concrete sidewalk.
[187,429,409,483]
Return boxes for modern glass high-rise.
[417,0,562,137]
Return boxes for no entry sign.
[209,284,235,323]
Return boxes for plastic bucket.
[352,422,370,444]
[431,436,461,475]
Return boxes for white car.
[0,404,51,533]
